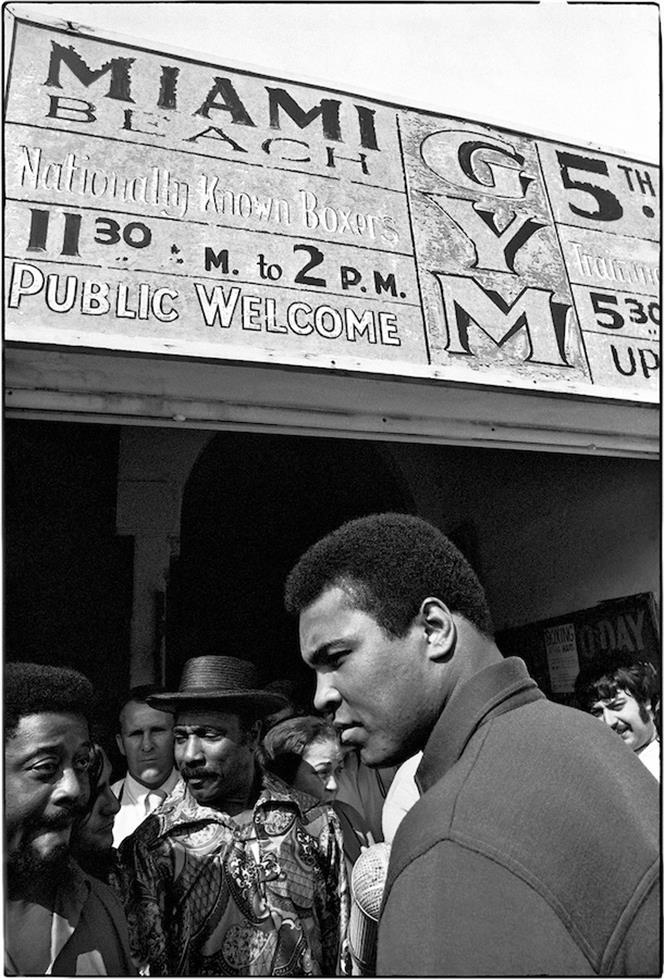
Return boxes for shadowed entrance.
[166,431,414,693]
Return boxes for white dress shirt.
[111,768,181,847]
[381,751,422,844]
[636,738,661,781]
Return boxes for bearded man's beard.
[6,840,72,898]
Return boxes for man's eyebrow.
[22,739,91,760]
[307,641,348,668]
[594,697,622,709]
[173,725,222,735]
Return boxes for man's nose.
[53,766,86,806]
[181,736,204,764]
[313,674,341,715]
[141,731,154,752]
[603,709,619,728]
[325,773,338,794]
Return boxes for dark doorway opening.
[4,418,134,744]
[166,431,415,699]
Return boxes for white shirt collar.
[114,767,180,804]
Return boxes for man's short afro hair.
[5,661,95,740]
[284,512,493,638]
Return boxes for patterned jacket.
[116,773,349,976]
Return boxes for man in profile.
[286,512,660,976]
[575,655,660,780]
[117,655,348,976]
[4,661,135,975]
[112,686,180,846]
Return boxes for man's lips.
[337,724,364,745]
[29,817,75,843]
[40,812,76,831]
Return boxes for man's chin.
[136,768,170,788]
[7,842,71,889]
[185,779,217,805]
[359,743,396,768]
[360,739,418,769]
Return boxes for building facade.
[4,10,659,747]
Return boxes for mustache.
[19,808,79,841]
[38,809,79,830]
[181,766,215,780]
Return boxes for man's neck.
[444,630,504,710]
[213,799,253,818]
[128,768,174,791]
[208,766,262,817]
[7,864,61,908]
[636,730,659,754]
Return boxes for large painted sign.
[4,14,660,401]
[497,593,660,704]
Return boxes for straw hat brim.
[147,688,288,715]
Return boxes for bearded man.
[4,661,135,975]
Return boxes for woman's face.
[76,750,120,854]
[294,736,344,803]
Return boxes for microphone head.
[351,842,391,918]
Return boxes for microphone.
[348,842,391,976]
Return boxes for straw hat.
[147,656,288,715]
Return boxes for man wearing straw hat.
[116,655,349,976]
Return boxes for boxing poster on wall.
[497,592,660,703]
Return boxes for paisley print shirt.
[116,774,349,976]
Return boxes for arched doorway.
[166,431,414,696]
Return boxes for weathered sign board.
[4,13,660,401]
[497,593,661,703]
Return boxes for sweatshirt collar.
[416,657,544,793]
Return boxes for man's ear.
[419,597,457,660]
[115,732,126,757]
